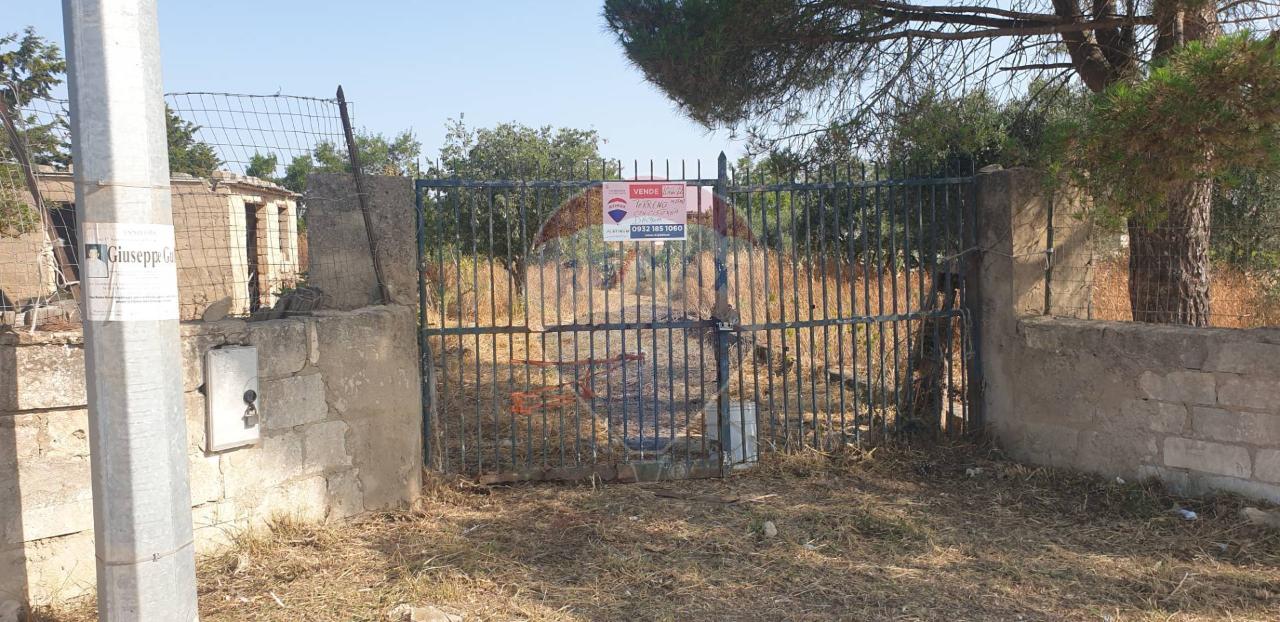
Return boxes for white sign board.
[81,222,180,322]
[601,181,687,241]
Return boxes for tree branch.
[844,16,1159,44]
[999,62,1077,71]
[857,0,1067,22]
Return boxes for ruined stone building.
[0,168,303,323]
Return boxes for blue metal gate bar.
[416,158,978,481]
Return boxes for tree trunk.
[1127,176,1213,325]
[1122,0,1219,326]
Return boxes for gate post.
[713,153,732,473]
[416,183,435,470]
[970,167,1094,438]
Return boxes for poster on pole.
[601,181,687,241]
[81,222,180,322]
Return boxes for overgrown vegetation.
[165,106,221,177]
[1058,33,1280,227]
[423,118,618,283]
[0,27,67,236]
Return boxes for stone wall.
[1003,318,1280,503]
[0,305,422,612]
[977,167,1280,503]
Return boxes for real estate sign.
[601,181,687,242]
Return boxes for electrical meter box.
[205,346,261,452]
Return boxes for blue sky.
[10,1,745,167]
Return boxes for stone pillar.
[974,167,1094,436]
[304,174,416,310]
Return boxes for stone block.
[1150,467,1280,505]
[1191,407,1280,445]
[0,414,40,472]
[0,595,19,622]
[43,409,89,459]
[247,318,308,379]
[260,373,328,430]
[1016,421,1081,469]
[1077,430,1158,476]
[184,391,206,452]
[0,343,86,411]
[303,420,351,472]
[1163,437,1251,479]
[1119,399,1187,434]
[313,306,421,509]
[1138,370,1216,405]
[188,453,222,505]
[344,413,420,510]
[0,546,24,614]
[1204,340,1280,375]
[191,500,243,556]
[304,174,415,309]
[23,529,96,604]
[255,475,328,524]
[1255,449,1280,484]
[180,330,226,393]
[7,451,92,544]
[1217,375,1280,412]
[13,499,94,544]
[326,469,364,521]
[220,431,305,498]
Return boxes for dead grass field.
[1087,257,1280,328]
[38,445,1280,622]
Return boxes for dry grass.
[425,249,970,473]
[1089,257,1280,328]
[37,445,1280,622]
[424,258,516,326]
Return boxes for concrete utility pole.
[62,1,199,619]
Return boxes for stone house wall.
[977,167,1280,504]
[0,171,302,322]
[0,233,55,309]
[0,305,422,611]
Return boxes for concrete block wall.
[977,167,1280,504]
[1004,318,1280,502]
[0,305,422,611]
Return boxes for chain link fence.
[1,90,378,330]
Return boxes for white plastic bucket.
[705,401,758,469]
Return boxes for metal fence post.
[62,1,199,618]
[1044,185,1055,315]
[336,85,390,305]
[713,152,731,472]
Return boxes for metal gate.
[416,156,977,482]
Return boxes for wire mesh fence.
[0,93,76,329]
[1050,213,1280,328]
[0,90,379,330]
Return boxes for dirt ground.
[39,445,1280,622]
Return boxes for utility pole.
[62,1,199,619]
